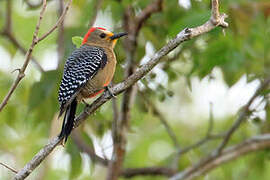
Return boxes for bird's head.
[82,27,127,48]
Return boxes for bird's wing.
[58,45,107,117]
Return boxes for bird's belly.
[79,58,116,99]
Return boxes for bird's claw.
[105,86,115,97]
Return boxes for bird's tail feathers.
[59,99,77,143]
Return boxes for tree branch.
[0,0,47,113]
[135,0,163,34]
[1,0,44,72]
[122,166,176,178]
[170,103,222,168]
[176,103,219,156]
[37,0,72,43]
[119,134,270,179]
[140,91,180,148]
[1,31,44,73]
[0,0,73,113]
[215,77,270,154]
[170,134,270,180]
[176,134,224,156]
[13,0,228,179]
[169,77,270,180]
[13,136,62,180]
[0,162,17,174]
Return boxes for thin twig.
[0,0,73,112]
[14,1,228,178]
[0,0,47,112]
[215,77,270,154]
[2,0,44,72]
[169,77,270,180]
[135,0,163,34]
[2,31,44,72]
[0,162,17,174]
[177,134,224,156]
[171,103,220,168]
[170,134,270,180]
[122,166,176,178]
[141,91,180,148]
[37,0,73,43]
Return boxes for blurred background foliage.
[0,0,269,179]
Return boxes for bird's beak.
[110,32,128,40]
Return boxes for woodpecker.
[58,27,127,142]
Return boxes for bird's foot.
[105,86,115,97]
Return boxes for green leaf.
[72,36,83,48]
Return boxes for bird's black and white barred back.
[58,45,107,109]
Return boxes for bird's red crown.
[82,27,106,44]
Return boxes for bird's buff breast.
[78,49,116,101]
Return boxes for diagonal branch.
[0,162,17,174]
[135,0,163,34]
[115,134,270,179]
[140,91,180,148]
[1,0,44,72]
[37,0,72,43]
[1,31,45,73]
[13,0,228,179]
[214,77,270,154]
[121,133,270,179]
[0,0,47,113]
[170,134,270,180]
[169,77,270,180]
[176,103,218,156]
[14,137,61,180]
[171,103,222,168]
[0,0,73,113]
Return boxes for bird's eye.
[100,33,106,38]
